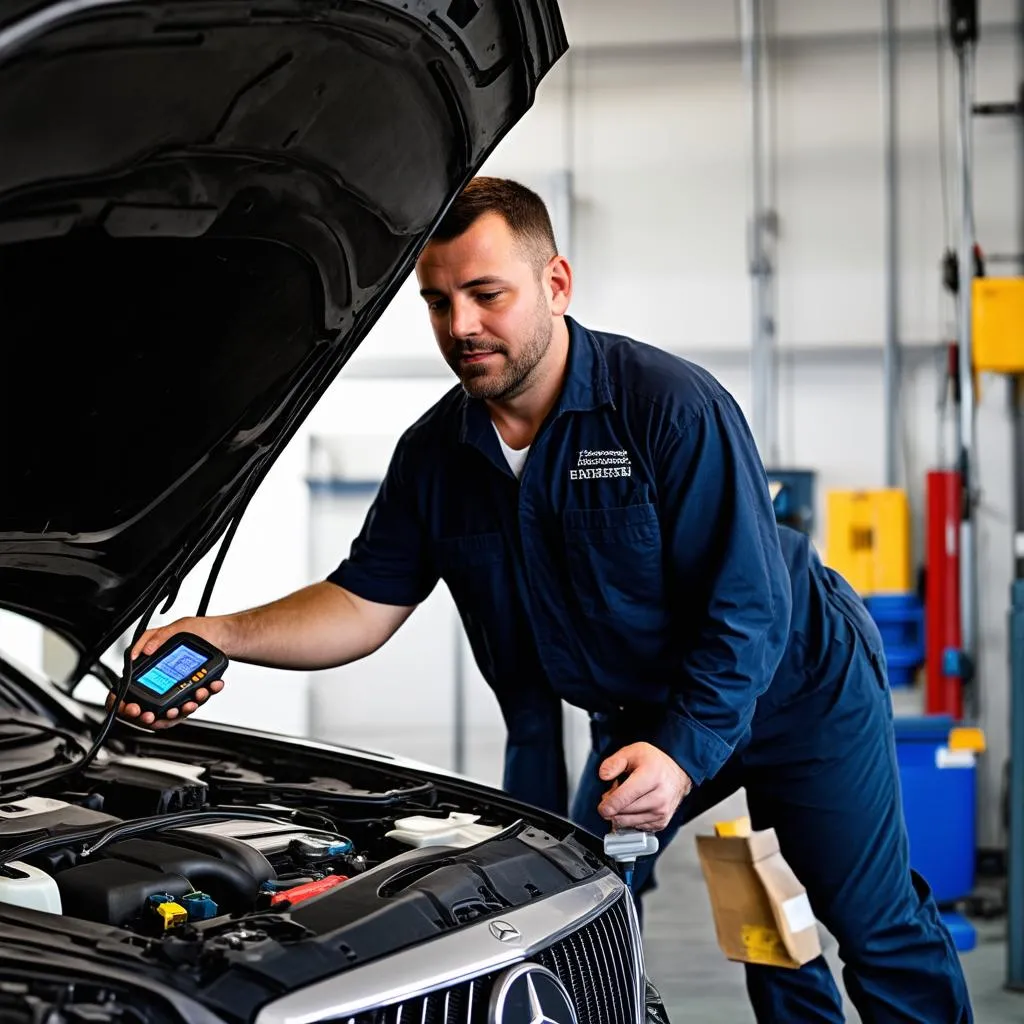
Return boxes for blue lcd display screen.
[136,644,207,696]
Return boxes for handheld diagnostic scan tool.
[126,633,228,716]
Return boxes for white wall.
[16,1,1016,842]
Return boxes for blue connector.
[181,891,218,920]
[942,648,975,683]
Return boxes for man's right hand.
[106,616,229,730]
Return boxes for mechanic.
[117,178,972,1023]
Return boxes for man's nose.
[449,296,481,339]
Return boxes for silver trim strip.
[623,888,646,1023]
[254,871,624,1024]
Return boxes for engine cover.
[179,817,326,857]
[0,797,118,840]
[54,829,275,926]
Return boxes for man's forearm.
[210,582,412,671]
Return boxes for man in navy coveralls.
[126,178,972,1022]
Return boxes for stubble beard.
[456,302,553,402]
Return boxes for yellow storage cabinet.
[973,277,1024,374]
[825,488,911,595]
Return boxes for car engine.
[2,796,364,929]
[0,692,648,1024]
[0,727,539,937]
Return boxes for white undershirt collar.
[492,422,530,480]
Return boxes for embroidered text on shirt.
[569,448,632,480]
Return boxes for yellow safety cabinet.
[825,488,912,595]
[973,277,1024,374]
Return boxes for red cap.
[270,874,349,907]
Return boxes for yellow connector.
[155,901,188,930]
[948,726,986,753]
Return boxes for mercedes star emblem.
[489,920,522,943]
[488,963,579,1024]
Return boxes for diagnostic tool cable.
[0,598,161,803]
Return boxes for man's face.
[415,212,555,401]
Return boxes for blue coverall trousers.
[570,630,973,1023]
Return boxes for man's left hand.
[597,742,693,832]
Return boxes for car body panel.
[0,0,567,664]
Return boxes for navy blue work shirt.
[330,317,826,814]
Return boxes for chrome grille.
[344,893,639,1024]
[534,893,637,1022]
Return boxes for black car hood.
[0,0,566,660]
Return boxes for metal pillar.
[560,48,577,261]
[1007,0,1024,989]
[1016,2,1024,585]
[952,1,979,701]
[1010,382,1024,990]
[882,0,900,487]
[1011,576,1024,986]
[741,0,778,464]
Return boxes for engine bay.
[0,673,613,1023]
[2,797,375,931]
[0,708,604,946]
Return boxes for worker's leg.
[570,718,846,1021]
[742,639,973,1023]
[570,713,846,1020]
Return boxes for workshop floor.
[642,791,1021,1023]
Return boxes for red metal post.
[925,469,964,718]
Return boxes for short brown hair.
[432,176,557,270]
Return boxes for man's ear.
[545,255,573,315]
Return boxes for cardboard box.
[695,817,822,969]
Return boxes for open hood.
[0,0,567,659]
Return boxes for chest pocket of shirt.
[563,503,666,627]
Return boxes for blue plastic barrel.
[940,911,978,953]
[893,715,976,906]
[865,592,925,686]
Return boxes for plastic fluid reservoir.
[0,861,62,914]
[386,812,503,849]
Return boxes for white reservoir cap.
[0,861,62,914]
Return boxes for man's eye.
[427,299,449,312]
[477,291,502,302]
